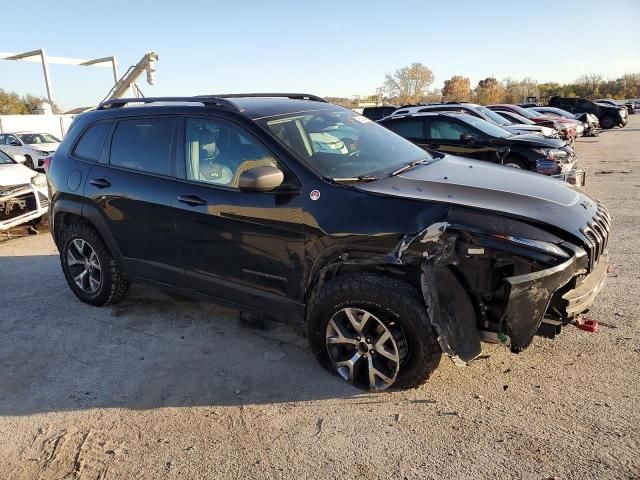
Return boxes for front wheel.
[599,115,616,129]
[308,274,442,391]
[23,155,35,170]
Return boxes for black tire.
[599,115,616,129]
[308,274,442,391]
[59,222,129,306]
[24,155,35,170]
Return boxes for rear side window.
[72,122,111,161]
[387,118,425,138]
[110,117,175,175]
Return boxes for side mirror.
[460,133,475,143]
[238,166,284,192]
[9,141,20,146]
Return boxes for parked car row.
[0,131,61,170]
[45,94,611,392]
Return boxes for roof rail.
[96,96,242,111]
[201,93,327,103]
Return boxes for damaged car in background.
[0,149,49,232]
[49,94,610,392]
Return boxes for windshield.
[260,108,431,179]
[477,106,511,126]
[17,133,61,144]
[507,105,539,120]
[0,150,16,165]
[501,111,535,125]
[534,107,575,119]
[456,114,512,138]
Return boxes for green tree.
[0,89,61,114]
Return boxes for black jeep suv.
[548,96,627,129]
[49,94,611,392]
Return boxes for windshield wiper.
[325,175,378,184]
[391,158,432,176]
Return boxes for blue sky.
[1,0,639,110]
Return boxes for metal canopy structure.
[0,49,118,106]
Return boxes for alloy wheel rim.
[325,307,403,391]
[66,238,102,294]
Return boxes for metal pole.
[111,57,119,85]
[39,49,54,106]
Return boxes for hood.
[504,125,547,134]
[28,143,59,152]
[499,133,565,148]
[356,155,600,243]
[0,163,36,187]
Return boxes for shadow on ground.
[0,254,360,417]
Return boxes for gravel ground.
[1,118,639,480]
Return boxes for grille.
[0,192,37,221]
[581,201,611,270]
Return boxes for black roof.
[93,94,340,121]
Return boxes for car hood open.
[28,143,59,152]
[356,155,599,243]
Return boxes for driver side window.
[429,120,471,140]
[185,118,278,189]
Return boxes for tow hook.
[573,315,598,333]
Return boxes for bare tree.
[442,76,471,102]
[383,63,435,105]
[576,74,604,97]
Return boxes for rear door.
[172,116,305,319]
[83,115,182,285]
[423,117,496,162]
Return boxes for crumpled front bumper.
[502,250,608,351]
[0,184,49,231]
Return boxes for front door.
[173,116,305,320]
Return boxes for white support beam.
[1,49,119,106]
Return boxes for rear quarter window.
[109,117,175,175]
[72,122,111,161]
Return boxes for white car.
[0,149,49,231]
[0,131,60,170]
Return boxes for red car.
[488,104,579,141]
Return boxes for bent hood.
[356,155,602,243]
[500,133,565,148]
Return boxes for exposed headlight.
[533,148,568,160]
[30,173,47,188]
[493,234,569,258]
[35,150,49,156]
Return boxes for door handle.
[90,178,111,188]
[177,195,207,207]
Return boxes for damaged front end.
[395,206,611,364]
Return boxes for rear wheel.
[308,274,442,391]
[599,115,616,129]
[60,222,129,306]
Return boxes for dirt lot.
[1,117,639,480]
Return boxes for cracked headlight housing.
[533,148,568,161]
[30,173,47,188]
[494,234,569,258]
